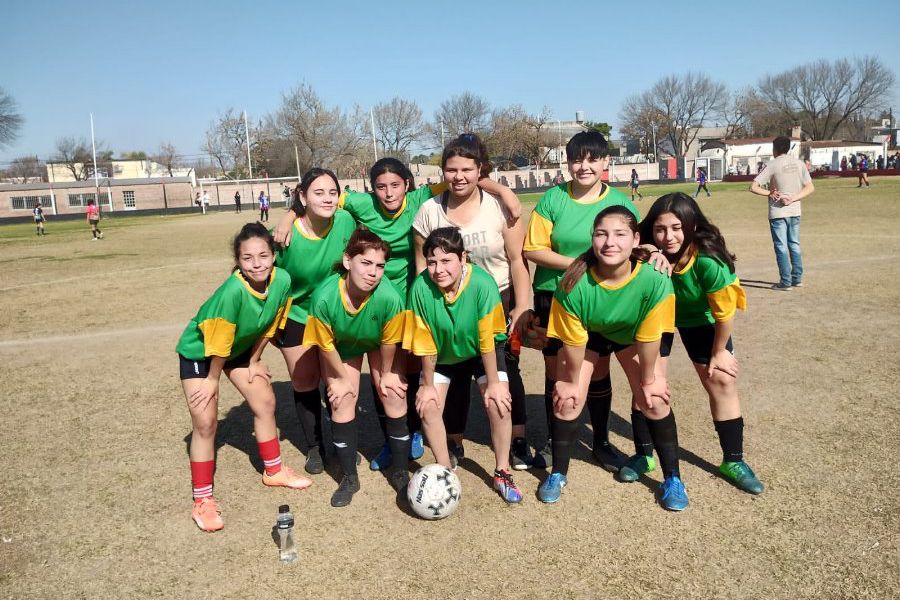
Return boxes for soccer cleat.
[98,232,103,239]
[304,445,324,475]
[191,497,224,532]
[658,475,689,511]
[369,442,392,471]
[510,437,533,471]
[770,283,792,291]
[447,440,465,470]
[388,468,410,493]
[537,472,567,503]
[719,461,765,495]
[592,441,624,473]
[409,431,425,460]
[792,282,804,288]
[262,466,313,490]
[531,441,552,470]
[493,469,523,504]
[616,454,657,482]
[330,475,360,508]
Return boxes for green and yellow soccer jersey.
[302,273,406,359]
[176,267,292,360]
[339,182,446,298]
[404,264,507,364]
[547,262,675,347]
[672,250,747,327]
[275,210,356,324]
[524,182,640,292]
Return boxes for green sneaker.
[719,461,764,495]
[616,454,656,482]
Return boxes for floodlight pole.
[370,108,378,162]
[90,113,103,212]
[294,143,301,183]
[243,110,253,179]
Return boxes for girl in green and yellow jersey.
[523,131,643,473]
[302,228,409,507]
[639,192,763,495]
[544,206,689,511]
[273,168,356,476]
[176,223,312,532]
[404,227,523,504]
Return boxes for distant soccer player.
[630,168,643,201]
[303,228,409,506]
[857,154,870,188]
[258,191,270,222]
[544,206,687,510]
[176,222,312,532]
[33,200,46,236]
[693,167,711,198]
[405,227,523,504]
[86,199,102,240]
[639,192,764,495]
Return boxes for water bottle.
[276,504,298,564]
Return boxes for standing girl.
[630,168,643,201]
[86,199,102,240]
[33,200,46,236]
[694,167,711,198]
[638,192,763,494]
[412,133,532,469]
[259,191,270,222]
[303,228,409,506]
[176,223,312,532]
[545,206,687,511]
[405,227,523,504]
[523,131,642,473]
[274,168,356,475]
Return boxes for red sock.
[257,437,282,475]
[190,460,215,500]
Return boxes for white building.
[802,140,885,170]
[699,137,801,174]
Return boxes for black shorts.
[272,317,305,348]
[178,347,254,380]
[533,290,562,357]
[586,332,630,357]
[89,219,99,226]
[433,345,508,387]
[659,325,734,365]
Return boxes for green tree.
[583,121,612,138]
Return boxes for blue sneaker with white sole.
[409,431,425,460]
[369,442,392,471]
[658,475,689,511]
[537,472,567,503]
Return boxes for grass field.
[1,178,898,599]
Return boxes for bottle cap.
[279,504,289,514]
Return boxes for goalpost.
[197,175,300,209]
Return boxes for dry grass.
[1,178,898,599]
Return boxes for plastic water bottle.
[276,505,298,564]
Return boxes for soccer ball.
[407,464,461,520]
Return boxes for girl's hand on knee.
[708,350,738,379]
[189,377,219,410]
[415,384,438,417]
[552,381,578,414]
[379,372,407,402]
[484,383,511,417]
[640,376,670,411]
[326,379,354,411]
[247,360,272,384]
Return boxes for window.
[10,195,52,210]
[123,190,136,208]
[68,192,111,208]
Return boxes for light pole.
[650,121,657,163]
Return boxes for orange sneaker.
[191,497,224,532]
[262,466,313,490]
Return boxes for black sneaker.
[330,474,360,507]
[447,440,465,470]
[592,441,624,473]
[510,437,533,470]
[388,468,410,493]
[304,445,324,475]
[531,440,552,470]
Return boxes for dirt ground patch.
[1,179,898,599]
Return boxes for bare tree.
[53,137,93,180]
[2,155,43,183]
[620,72,727,158]
[154,142,179,176]
[203,109,249,177]
[431,92,491,147]
[757,57,895,141]
[0,88,23,148]
[372,97,423,158]
[489,105,555,169]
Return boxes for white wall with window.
[10,195,52,210]
[68,192,111,208]
[122,190,136,209]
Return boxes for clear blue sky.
[1,0,898,164]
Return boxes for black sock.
[405,375,422,433]
[385,416,411,471]
[293,389,322,450]
[506,348,526,427]
[586,376,612,447]
[550,416,580,475]
[371,381,388,439]
[714,417,744,463]
[631,409,654,457]
[543,377,555,436]
[331,419,358,478]
[646,411,680,478]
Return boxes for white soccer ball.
[407,463,461,520]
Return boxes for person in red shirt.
[86,199,103,240]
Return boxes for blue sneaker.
[537,472,567,503]
[409,431,425,460]
[493,469,523,504]
[369,442,392,471]
[616,454,656,482]
[719,461,765,495]
[658,475,689,511]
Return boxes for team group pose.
[177,130,765,529]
